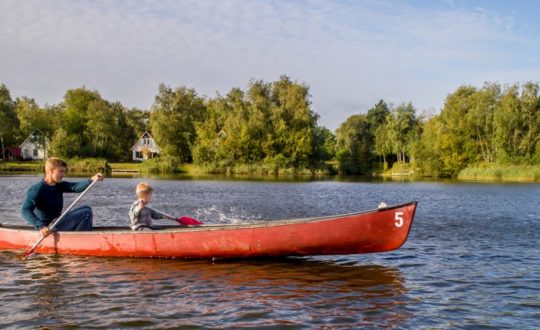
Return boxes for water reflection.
[1,253,410,328]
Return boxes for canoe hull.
[0,201,417,259]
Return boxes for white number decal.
[394,212,404,228]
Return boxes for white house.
[20,130,47,160]
[131,131,160,161]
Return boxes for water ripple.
[1,176,540,328]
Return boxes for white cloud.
[0,0,538,129]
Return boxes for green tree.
[311,126,336,164]
[335,114,371,174]
[60,88,102,157]
[410,115,444,177]
[0,84,20,148]
[437,86,479,176]
[49,128,79,158]
[390,102,418,163]
[193,76,322,172]
[367,100,392,167]
[15,97,58,141]
[494,85,522,163]
[150,84,207,162]
[373,121,393,168]
[86,99,118,157]
[466,83,499,163]
[125,108,149,138]
[193,96,230,165]
[516,82,540,162]
[266,76,317,168]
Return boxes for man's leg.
[54,205,93,231]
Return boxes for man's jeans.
[54,205,93,231]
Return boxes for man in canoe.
[21,157,103,237]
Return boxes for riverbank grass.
[458,164,540,182]
[0,158,110,174]
[0,160,43,172]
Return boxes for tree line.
[1,78,539,177]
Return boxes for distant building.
[131,131,160,161]
[1,147,22,161]
[20,130,47,160]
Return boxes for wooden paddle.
[20,179,99,259]
[147,207,203,226]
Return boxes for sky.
[1,0,539,130]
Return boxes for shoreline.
[2,161,539,183]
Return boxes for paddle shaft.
[146,207,203,226]
[21,179,98,258]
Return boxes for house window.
[135,151,142,159]
[33,149,38,157]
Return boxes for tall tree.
[517,82,540,162]
[466,83,499,163]
[150,84,207,162]
[335,114,371,174]
[367,100,391,166]
[391,102,418,163]
[60,88,102,157]
[267,75,317,167]
[0,84,20,148]
[409,115,445,177]
[437,86,479,176]
[86,99,117,156]
[15,97,57,139]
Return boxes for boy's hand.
[138,199,146,208]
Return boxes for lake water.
[0,174,539,328]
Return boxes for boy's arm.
[129,201,143,224]
[149,208,165,220]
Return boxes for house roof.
[19,129,46,148]
[131,131,158,150]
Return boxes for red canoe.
[0,201,417,259]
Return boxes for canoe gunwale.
[0,201,418,234]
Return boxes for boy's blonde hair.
[136,182,153,197]
[45,157,68,172]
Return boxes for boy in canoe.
[21,157,103,237]
[129,182,202,230]
[129,182,171,230]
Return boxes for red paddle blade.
[176,216,203,226]
[19,249,33,259]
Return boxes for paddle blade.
[19,249,33,259]
[176,216,203,226]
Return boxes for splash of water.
[195,205,262,224]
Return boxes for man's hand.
[92,173,104,182]
[40,226,51,237]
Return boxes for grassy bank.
[0,161,43,172]
[0,158,110,174]
[377,163,420,179]
[458,164,540,182]
[6,159,537,182]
